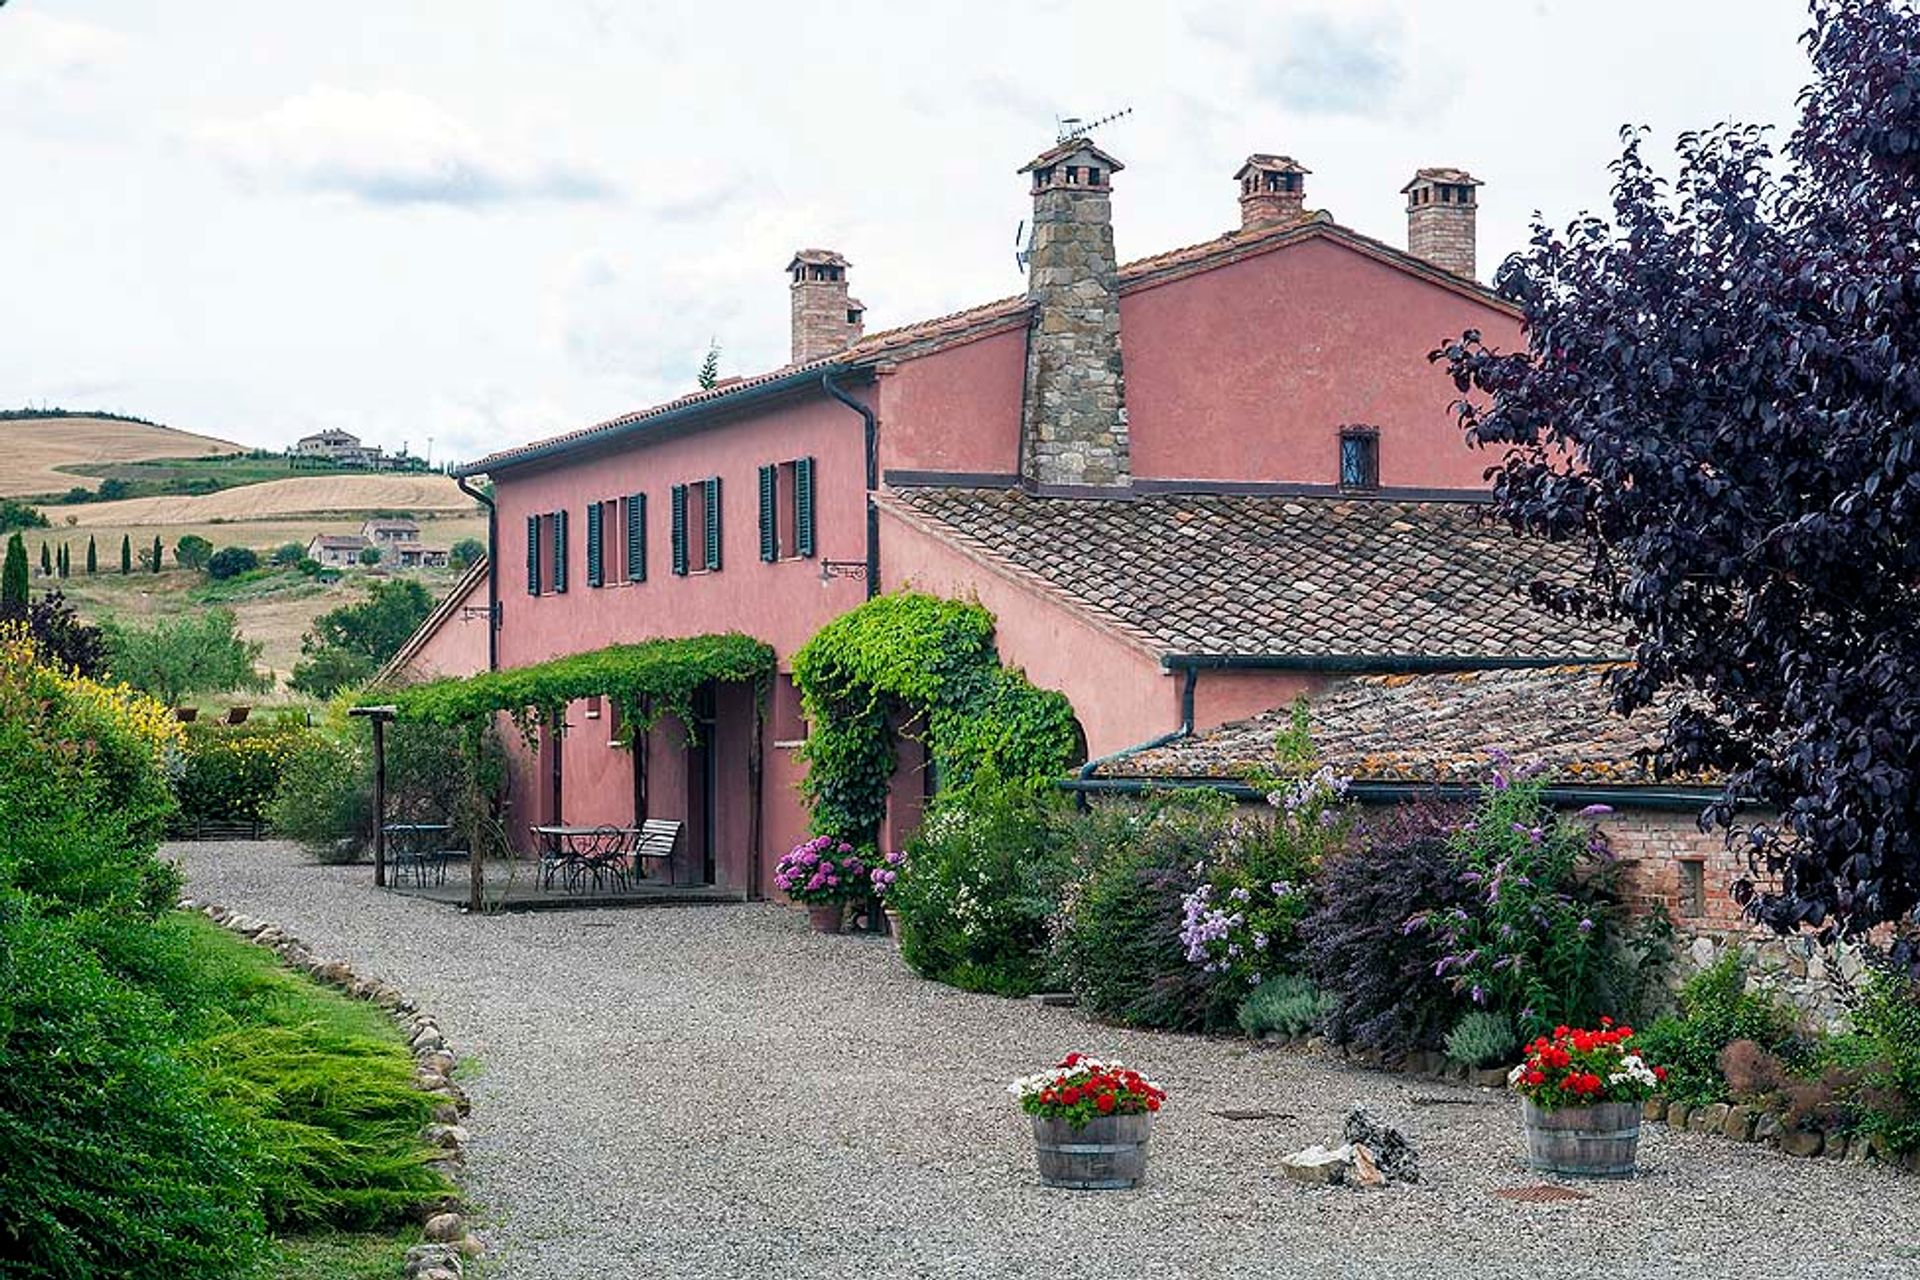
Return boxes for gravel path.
[173,842,1920,1280]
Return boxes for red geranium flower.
[1096,1094,1117,1114]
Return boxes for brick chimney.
[787,249,864,363]
[1402,168,1481,279]
[1017,139,1129,493]
[1235,154,1309,231]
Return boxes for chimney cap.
[1018,138,1125,177]
[1400,167,1482,193]
[786,248,851,272]
[1234,154,1311,180]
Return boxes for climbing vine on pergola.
[790,593,1081,842]
[359,633,776,909]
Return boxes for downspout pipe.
[455,474,499,671]
[820,370,879,601]
[1071,667,1199,806]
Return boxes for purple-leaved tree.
[1434,0,1920,966]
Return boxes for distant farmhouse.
[306,533,370,566]
[291,429,384,468]
[361,517,421,545]
[305,520,448,569]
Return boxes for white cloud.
[1186,2,1434,120]
[194,87,619,207]
[0,10,129,84]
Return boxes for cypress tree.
[120,533,132,575]
[57,543,68,579]
[150,534,162,574]
[86,536,97,575]
[40,542,51,576]
[2,534,27,609]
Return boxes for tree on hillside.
[358,546,382,567]
[119,533,132,575]
[102,608,271,708]
[0,498,47,532]
[149,534,162,574]
[289,578,433,698]
[697,339,722,390]
[449,537,485,571]
[39,543,51,577]
[173,534,213,572]
[1433,0,1920,964]
[270,542,305,567]
[56,543,68,580]
[206,546,258,581]
[2,534,26,610]
[85,536,97,576]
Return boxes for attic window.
[847,309,862,324]
[1086,166,1100,185]
[1339,428,1380,490]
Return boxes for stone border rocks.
[178,897,487,1278]
[1642,1094,1920,1172]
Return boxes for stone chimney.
[1235,154,1309,231]
[787,249,864,363]
[1402,168,1481,279]
[1016,139,1129,492]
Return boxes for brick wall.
[1604,809,1751,935]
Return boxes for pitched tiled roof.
[458,219,1516,477]
[880,487,1623,662]
[1099,665,1681,786]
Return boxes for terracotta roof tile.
[1101,665,1687,785]
[881,487,1623,661]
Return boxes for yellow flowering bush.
[175,720,315,828]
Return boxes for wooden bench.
[630,819,682,880]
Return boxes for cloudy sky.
[3,0,1816,466]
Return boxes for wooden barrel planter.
[806,902,844,934]
[1031,1113,1151,1190]
[1522,1098,1642,1178]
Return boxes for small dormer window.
[1086,166,1100,185]
[846,309,862,324]
[1339,428,1380,490]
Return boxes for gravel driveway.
[173,842,1920,1280]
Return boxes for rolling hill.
[0,414,245,498]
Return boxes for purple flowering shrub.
[1410,767,1633,1039]
[1301,800,1474,1054]
[1177,767,1354,988]
[773,834,875,905]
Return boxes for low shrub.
[268,734,372,860]
[1444,1009,1520,1069]
[174,719,316,830]
[1049,795,1241,1032]
[1301,801,1471,1054]
[1632,953,1798,1106]
[892,779,1069,997]
[1847,967,1920,1152]
[1236,972,1333,1038]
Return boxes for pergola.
[354,633,776,911]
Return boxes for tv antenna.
[1013,218,1033,273]
[1056,106,1132,143]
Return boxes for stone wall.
[1605,807,1861,1030]
[1021,184,1129,490]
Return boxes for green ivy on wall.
[790,592,1081,841]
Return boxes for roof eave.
[454,360,866,479]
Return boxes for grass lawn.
[132,912,459,1264]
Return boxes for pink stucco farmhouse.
[391,140,1733,941]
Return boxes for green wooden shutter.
[670,484,688,576]
[703,476,722,571]
[626,493,646,583]
[758,464,777,561]
[794,456,816,558]
[525,514,541,596]
[586,501,604,588]
[552,508,569,594]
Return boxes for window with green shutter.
[670,484,688,576]
[626,492,647,583]
[794,456,816,558]
[758,464,778,562]
[586,501,604,587]
[526,514,541,596]
[702,477,722,571]
[552,508,569,594]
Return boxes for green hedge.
[173,719,315,829]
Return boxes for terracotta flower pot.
[806,901,845,934]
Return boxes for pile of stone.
[181,897,486,1276]
[1280,1105,1421,1188]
